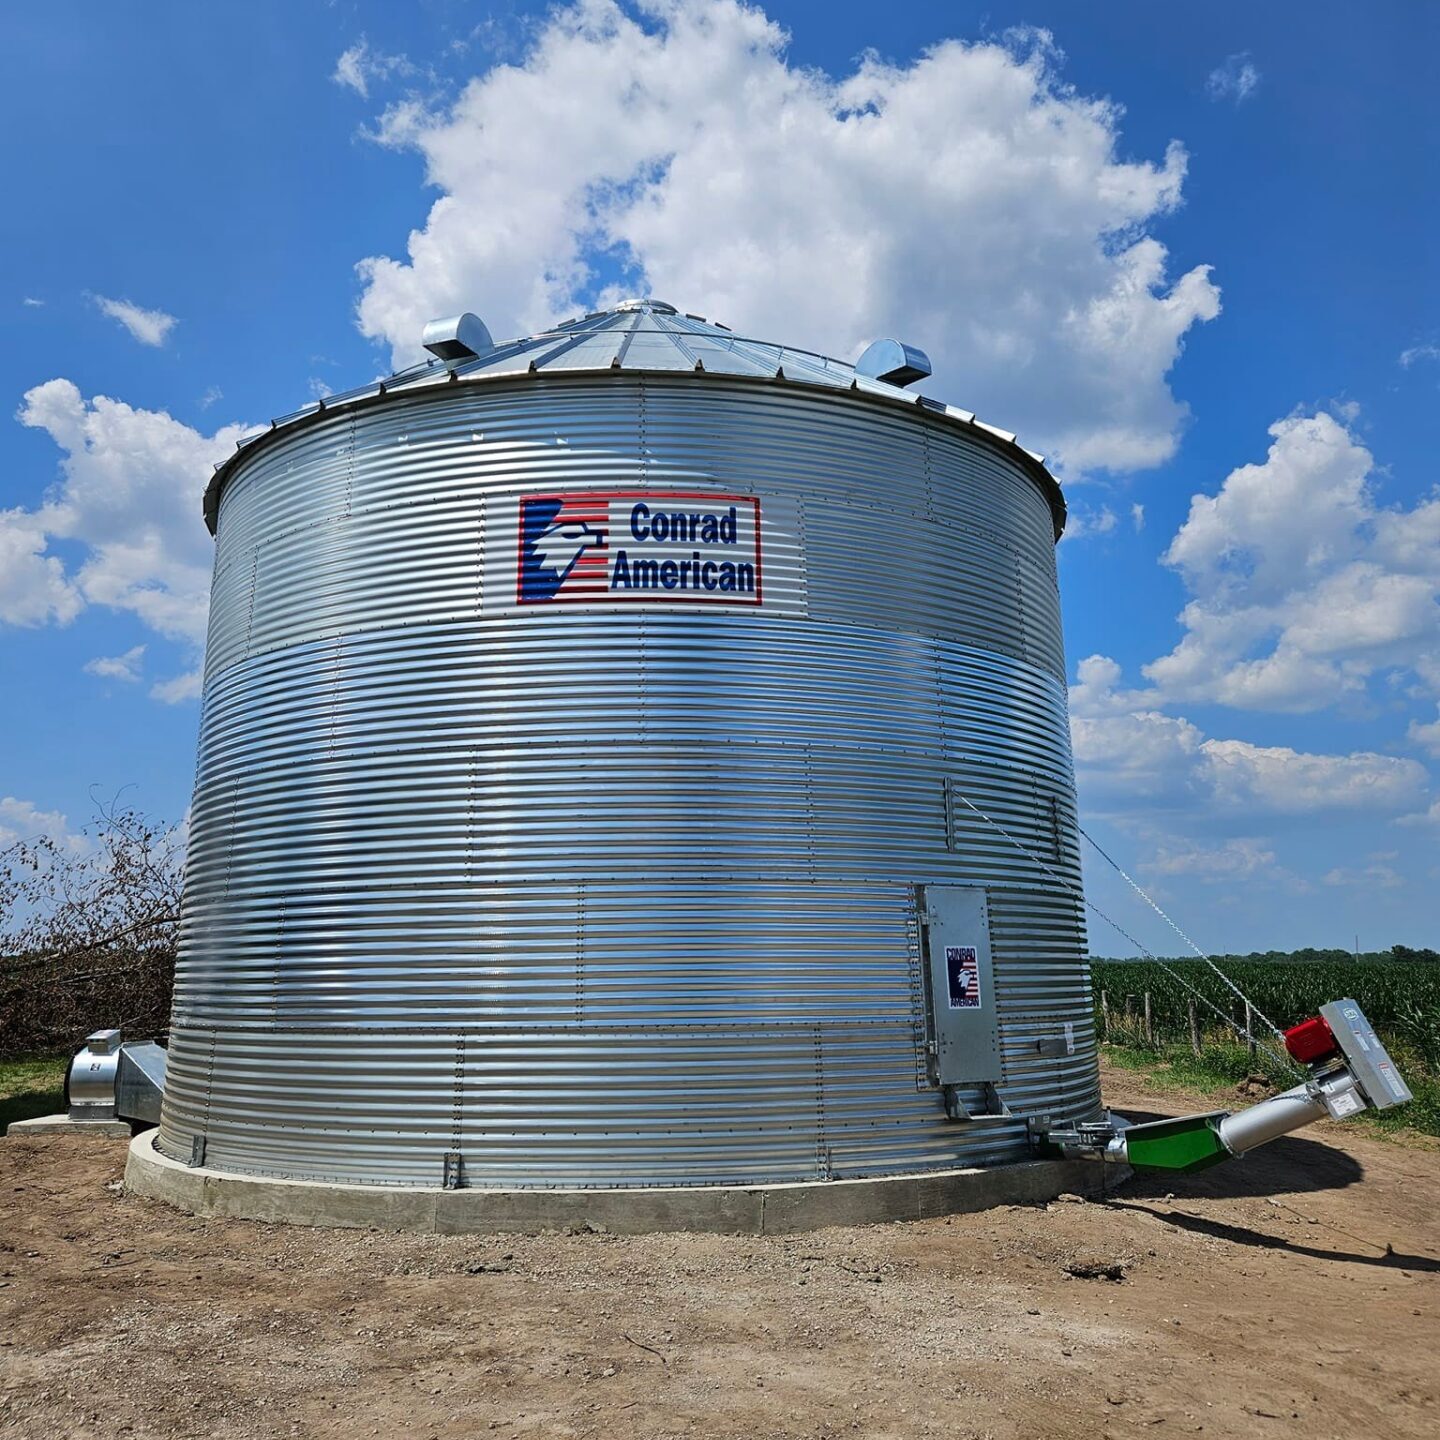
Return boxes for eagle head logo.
[532,519,604,582]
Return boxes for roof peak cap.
[612,297,678,314]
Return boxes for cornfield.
[1090,959,1440,1038]
[1090,958,1440,1134]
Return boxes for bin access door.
[921,884,1002,1084]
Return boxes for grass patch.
[0,1054,67,1131]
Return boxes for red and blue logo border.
[515,489,763,606]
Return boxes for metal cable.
[1076,825,1290,1042]
[949,790,1299,1075]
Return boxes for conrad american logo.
[516,490,763,605]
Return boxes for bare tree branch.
[1,802,181,1058]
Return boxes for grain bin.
[155,299,1102,1200]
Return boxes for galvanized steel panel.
[164,367,1099,1189]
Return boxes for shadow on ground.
[0,1087,64,1132]
[1104,1197,1440,1272]
[1110,1105,1364,1199]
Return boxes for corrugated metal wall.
[160,374,1100,1188]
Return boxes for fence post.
[1245,1000,1257,1061]
[1188,999,1201,1057]
[1100,990,1110,1042]
[1143,991,1154,1046]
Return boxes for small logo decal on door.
[945,945,982,1009]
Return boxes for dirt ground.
[1,1062,1436,1440]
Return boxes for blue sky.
[1,1,1436,952]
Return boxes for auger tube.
[1041,999,1411,1176]
[1217,1079,1330,1156]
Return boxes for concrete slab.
[125,1129,1124,1236]
[8,1113,133,1138]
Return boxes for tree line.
[1094,945,1440,965]
[1,802,180,1060]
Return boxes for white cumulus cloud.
[1143,837,1278,884]
[1202,738,1425,815]
[1141,412,1440,713]
[1206,53,1260,104]
[1067,407,1438,905]
[1070,705,1206,806]
[0,796,86,854]
[1060,504,1119,542]
[1070,656,1429,820]
[1068,654,1153,717]
[333,38,415,98]
[1399,798,1440,828]
[1323,856,1403,889]
[150,668,204,705]
[0,505,83,626]
[83,644,146,683]
[91,295,178,347]
[2,381,245,691]
[1409,708,1440,757]
[354,0,1219,475]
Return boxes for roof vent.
[422,312,494,363]
[855,338,933,389]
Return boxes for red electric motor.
[1284,1014,1340,1065]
